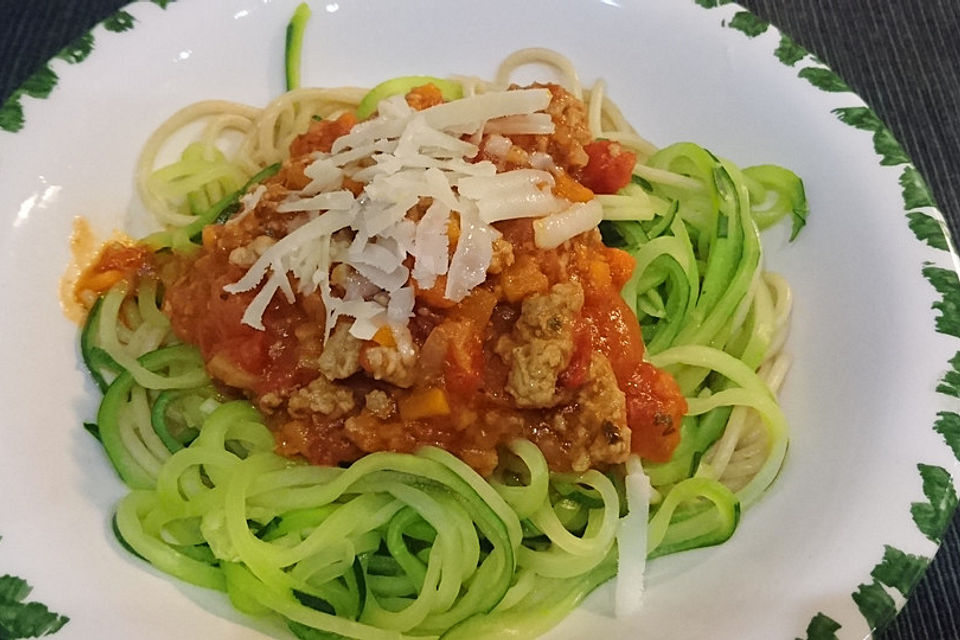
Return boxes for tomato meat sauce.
[93,83,686,476]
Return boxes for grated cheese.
[224,87,603,338]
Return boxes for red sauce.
[130,83,688,475]
[162,250,316,395]
[572,243,687,462]
[75,241,155,296]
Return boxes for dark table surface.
[2,1,959,638]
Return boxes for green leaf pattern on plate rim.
[1,1,958,638]
[0,2,178,635]
[0,1,174,134]
[0,538,70,638]
[697,0,960,637]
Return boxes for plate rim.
[1,1,959,638]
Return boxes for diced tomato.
[552,170,594,203]
[450,288,498,327]
[575,244,686,462]
[580,140,636,195]
[624,364,687,462]
[443,289,498,396]
[500,254,549,303]
[444,323,484,396]
[604,246,637,290]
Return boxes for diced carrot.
[605,247,637,290]
[553,170,594,203]
[587,259,613,292]
[500,254,549,303]
[398,387,451,421]
[80,269,124,293]
[415,275,457,309]
[447,214,461,247]
[405,83,445,111]
[451,288,498,327]
[76,241,154,295]
[202,225,218,250]
[372,326,397,347]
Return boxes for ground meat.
[287,377,356,419]
[487,237,515,274]
[509,83,592,175]
[364,390,396,419]
[228,235,276,268]
[149,81,689,476]
[362,342,418,388]
[568,353,630,471]
[311,319,363,380]
[495,281,584,408]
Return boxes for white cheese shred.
[615,455,651,620]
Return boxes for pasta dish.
[70,9,805,638]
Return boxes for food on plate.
[71,12,804,638]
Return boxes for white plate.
[1,1,958,638]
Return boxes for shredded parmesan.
[223,87,602,338]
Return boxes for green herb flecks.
[937,353,960,398]
[0,94,25,133]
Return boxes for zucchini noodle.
[78,43,806,640]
